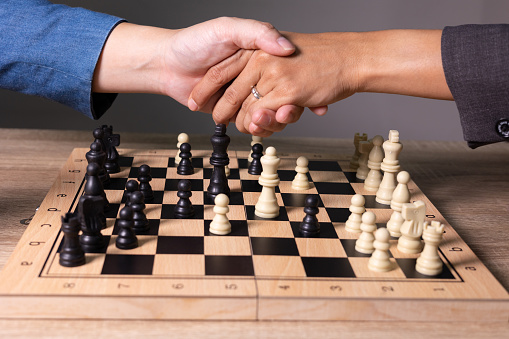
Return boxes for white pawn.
[248,135,263,163]
[369,228,393,272]
[292,156,310,190]
[364,135,384,191]
[376,130,403,205]
[175,133,189,165]
[255,146,281,219]
[416,221,445,276]
[355,211,377,254]
[397,200,426,254]
[356,140,373,180]
[387,171,411,237]
[345,194,365,233]
[209,194,231,235]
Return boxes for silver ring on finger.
[251,85,263,100]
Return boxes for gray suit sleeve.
[442,24,509,148]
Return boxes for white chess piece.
[397,200,426,254]
[292,156,310,190]
[175,133,189,165]
[350,133,367,170]
[355,211,377,254]
[255,146,281,218]
[387,171,411,237]
[209,194,231,235]
[369,228,393,272]
[364,135,384,191]
[376,130,403,204]
[225,164,230,178]
[356,140,373,180]
[416,221,444,276]
[345,194,365,233]
[248,135,263,163]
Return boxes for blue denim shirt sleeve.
[0,0,125,119]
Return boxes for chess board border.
[0,148,507,321]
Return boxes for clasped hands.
[188,31,360,137]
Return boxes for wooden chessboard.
[0,147,507,321]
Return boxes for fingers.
[219,17,295,56]
[309,105,329,116]
[211,63,262,125]
[274,105,305,124]
[188,50,252,111]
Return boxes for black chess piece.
[92,127,111,186]
[82,162,108,225]
[78,194,106,252]
[174,179,195,218]
[86,139,110,186]
[138,164,154,202]
[207,124,230,200]
[116,206,138,250]
[248,143,263,175]
[59,213,85,267]
[101,125,121,174]
[177,143,194,175]
[130,191,150,234]
[299,195,320,237]
[124,179,139,207]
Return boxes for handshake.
[94,17,451,137]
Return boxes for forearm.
[357,29,452,100]
[92,22,175,95]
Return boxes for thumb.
[219,17,295,56]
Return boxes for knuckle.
[259,21,276,33]
[223,88,240,107]
[206,65,227,86]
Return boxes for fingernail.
[188,98,198,111]
[255,113,271,127]
[277,37,294,51]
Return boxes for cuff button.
[496,119,509,138]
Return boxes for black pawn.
[174,179,195,218]
[124,179,139,207]
[116,206,138,249]
[59,213,85,267]
[92,128,111,186]
[131,191,150,234]
[83,162,108,226]
[177,143,194,175]
[138,164,154,202]
[248,143,263,175]
[299,195,320,237]
[207,124,230,200]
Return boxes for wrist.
[93,23,175,95]
[357,30,452,99]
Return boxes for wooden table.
[0,128,508,337]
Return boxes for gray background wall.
[2,0,508,140]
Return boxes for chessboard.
[0,146,507,321]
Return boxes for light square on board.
[162,190,204,205]
[286,206,331,223]
[47,253,106,276]
[320,194,353,208]
[334,222,362,239]
[309,170,349,183]
[247,220,294,238]
[278,181,318,194]
[204,236,252,256]
[252,255,306,278]
[239,168,258,180]
[348,257,406,279]
[153,254,204,276]
[104,190,125,204]
[102,219,117,236]
[295,238,347,257]
[144,204,163,219]
[158,219,204,236]
[106,235,158,255]
[131,155,169,168]
[166,167,204,180]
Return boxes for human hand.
[190,32,360,135]
[93,18,295,113]
[161,17,298,113]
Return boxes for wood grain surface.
[0,128,508,337]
